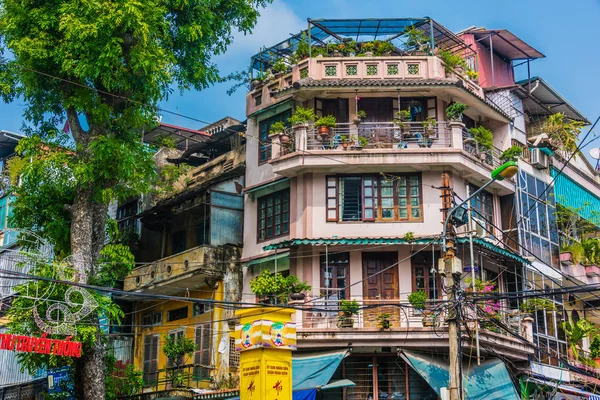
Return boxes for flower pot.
[560,252,573,266]
[364,51,374,57]
[342,142,348,150]
[479,152,487,161]
[280,134,290,144]
[250,79,260,90]
[289,292,305,301]
[332,51,343,57]
[353,118,361,125]
[422,315,435,327]
[318,126,331,136]
[339,317,354,328]
[595,357,600,367]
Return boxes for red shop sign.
[0,333,82,358]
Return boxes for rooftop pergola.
[250,18,476,73]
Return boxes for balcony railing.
[462,128,503,168]
[305,121,452,151]
[296,295,447,330]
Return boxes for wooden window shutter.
[326,177,338,222]
[362,176,376,221]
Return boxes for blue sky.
[2,0,600,160]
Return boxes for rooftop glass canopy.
[250,18,476,72]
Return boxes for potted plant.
[249,270,287,304]
[377,313,392,330]
[421,117,437,136]
[286,275,312,301]
[272,58,288,77]
[338,299,360,328]
[353,110,367,125]
[469,126,493,161]
[499,145,523,162]
[269,121,289,144]
[581,237,600,266]
[445,102,468,122]
[393,110,412,136]
[288,107,317,127]
[339,136,349,150]
[315,115,336,137]
[560,242,584,266]
[541,113,585,154]
[590,336,600,366]
[355,136,368,150]
[465,69,479,81]
[519,298,557,318]
[562,317,597,361]
[361,41,375,57]
[404,25,430,54]
[408,290,427,317]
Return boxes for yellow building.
[121,127,246,397]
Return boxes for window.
[320,252,350,299]
[411,251,441,313]
[143,335,159,386]
[258,110,292,164]
[469,184,494,233]
[194,324,211,379]
[327,174,422,222]
[172,230,187,254]
[167,306,188,322]
[193,303,211,316]
[142,311,162,326]
[117,200,138,236]
[229,337,240,367]
[257,189,290,241]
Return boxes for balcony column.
[449,121,465,150]
[292,124,308,152]
[521,315,534,343]
[269,132,282,159]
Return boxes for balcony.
[123,245,240,294]
[270,121,512,193]
[290,295,533,361]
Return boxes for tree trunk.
[70,185,109,398]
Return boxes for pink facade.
[460,33,515,89]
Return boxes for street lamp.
[442,161,518,252]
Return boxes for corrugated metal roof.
[551,167,600,227]
[468,29,545,60]
[263,237,529,264]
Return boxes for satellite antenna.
[590,148,600,171]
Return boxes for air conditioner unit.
[530,148,549,169]
[471,217,489,238]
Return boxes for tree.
[0,0,271,398]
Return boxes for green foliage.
[376,313,392,329]
[519,298,557,314]
[408,291,427,310]
[555,200,600,246]
[469,126,493,151]
[404,231,415,241]
[465,69,479,80]
[293,32,310,63]
[288,107,316,126]
[358,136,369,148]
[154,136,177,149]
[590,336,600,358]
[105,354,144,399]
[249,270,311,303]
[542,113,585,154]
[339,299,360,315]
[153,163,192,200]
[163,334,197,388]
[445,102,467,121]
[372,40,395,56]
[499,145,523,161]
[404,25,430,52]
[421,117,437,132]
[5,156,27,186]
[561,242,585,265]
[94,243,136,287]
[562,317,597,361]
[269,121,286,135]
[581,237,600,265]
[272,58,288,74]
[356,110,367,119]
[393,110,411,124]
[438,49,467,73]
[315,115,337,129]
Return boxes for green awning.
[402,351,520,400]
[246,251,290,267]
[247,98,293,118]
[263,237,529,265]
[551,166,600,227]
[245,177,290,195]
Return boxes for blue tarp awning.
[551,166,600,227]
[402,350,519,400]
[292,350,349,391]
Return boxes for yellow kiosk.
[235,307,296,400]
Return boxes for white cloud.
[216,0,305,66]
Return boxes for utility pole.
[440,173,462,400]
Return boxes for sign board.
[0,333,82,357]
[235,320,296,352]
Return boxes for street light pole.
[439,161,518,400]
